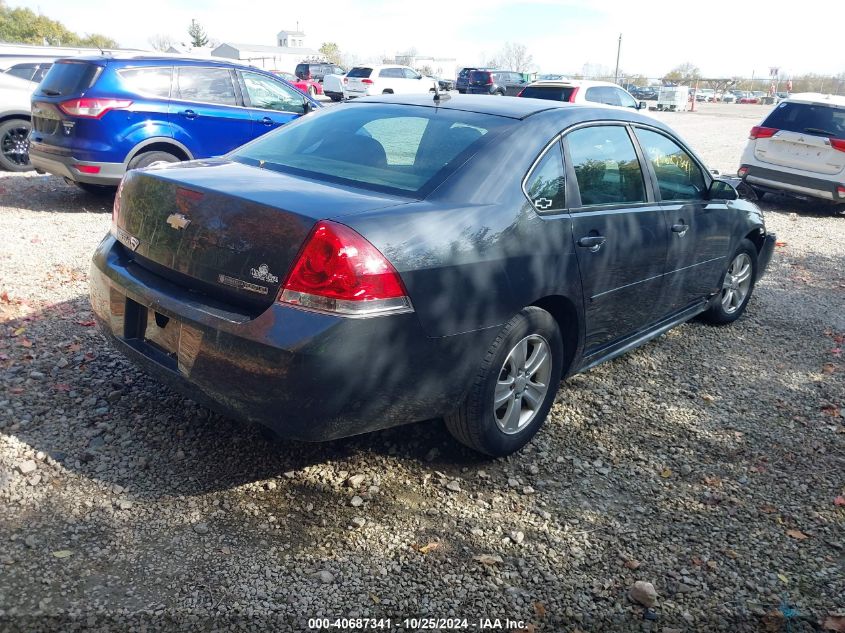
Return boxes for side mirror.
[709,179,739,201]
[303,100,315,115]
[638,101,647,110]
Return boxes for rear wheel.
[382,89,393,95]
[701,239,758,325]
[127,150,181,171]
[308,85,317,97]
[0,118,32,172]
[445,307,563,457]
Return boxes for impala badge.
[250,263,279,284]
[128,236,140,251]
[166,213,191,230]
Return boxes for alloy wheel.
[493,334,552,434]
[721,252,752,314]
[1,124,31,167]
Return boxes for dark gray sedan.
[90,94,775,456]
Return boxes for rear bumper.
[741,164,843,202]
[29,145,124,185]
[89,234,492,441]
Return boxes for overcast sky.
[14,0,844,78]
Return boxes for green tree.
[187,19,209,48]
[0,1,118,47]
[662,62,701,86]
[318,42,341,65]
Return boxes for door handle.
[671,223,688,236]
[577,235,606,252]
[181,109,197,119]
[260,116,273,126]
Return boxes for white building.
[211,29,319,73]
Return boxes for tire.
[308,85,317,97]
[0,118,32,172]
[750,186,767,201]
[127,150,181,171]
[329,94,342,102]
[381,89,393,95]
[74,182,116,196]
[701,239,758,325]
[445,307,563,457]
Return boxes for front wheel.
[308,85,317,97]
[701,239,758,325]
[445,307,563,457]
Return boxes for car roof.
[526,79,622,89]
[51,54,263,71]
[348,93,585,120]
[783,92,845,107]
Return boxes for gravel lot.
[1,102,843,632]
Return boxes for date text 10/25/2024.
[308,618,528,630]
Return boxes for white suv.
[739,93,845,205]
[517,79,648,113]
[343,65,437,98]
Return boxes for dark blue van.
[29,55,320,193]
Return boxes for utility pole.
[614,33,622,85]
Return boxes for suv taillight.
[59,98,132,119]
[361,78,373,85]
[749,126,778,140]
[568,87,580,102]
[830,138,845,153]
[279,221,413,317]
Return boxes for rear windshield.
[519,85,577,101]
[763,102,845,138]
[458,68,476,78]
[347,67,372,78]
[295,63,310,78]
[469,71,491,83]
[231,104,508,196]
[39,61,102,96]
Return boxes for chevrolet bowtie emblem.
[166,213,191,230]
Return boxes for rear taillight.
[837,185,845,198]
[738,166,749,177]
[516,89,524,97]
[830,138,845,152]
[568,87,580,103]
[361,79,374,85]
[59,98,132,119]
[279,220,412,317]
[343,77,348,84]
[749,126,777,140]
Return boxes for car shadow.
[0,172,113,214]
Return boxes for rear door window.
[524,141,566,212]
[634,128,706,201]
[119,67,172,98]
[6,64,37,81]
[39,61,102,96]
[763,102,845,138]
[566,125,646,206]
[175,67,237,105]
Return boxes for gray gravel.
[1,103,844,632]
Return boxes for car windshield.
[763,102,845,138]
[231,104,508,196]
[519,85,577,101]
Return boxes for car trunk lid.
[113,160,410,311]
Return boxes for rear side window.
[519,85,577,101]
[232,104,505,196]
[6,64,37,81]
[348,67,373,78]
[763,102,845,138]
[566,125,645,206]
[39,61,102,96]
[634,128,706,201]
[119,67,172,98]
[524,141,566,212]
[379,68,403,78]
[175,67,237,106]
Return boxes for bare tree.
[487,42,534,72]
[148,34,174,51]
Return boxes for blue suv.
[29,55,320,193]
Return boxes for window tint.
[231,105,502,195]
[241,72,305,113]
[763,102,845,138]
[348,67,372,78]
[402,68,419,80]
[119,67,172,98]
[525,142,566,212]
[585,86,621,106]
[635,128,706,201]
[469,70,490,84]
[519,85,577,101]
[176,67,236,105]
[39,61,102,96]
[7,65,36,81]
[567,125,645,206]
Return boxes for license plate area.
[123,298,202,374]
